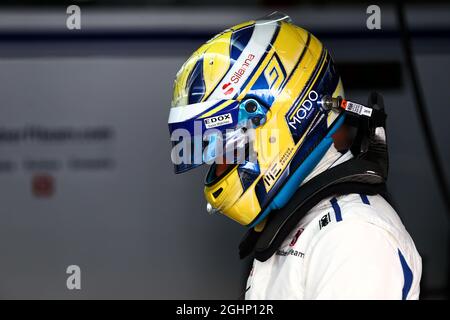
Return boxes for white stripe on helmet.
[168,100,221,124]
[208,21,278,100]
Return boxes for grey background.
[0,4,448,299]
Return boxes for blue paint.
[330,197,342,222]
[249,115,345,227]
[360,194,370,205]
[398,249,413,300]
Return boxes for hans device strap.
[239,92,390,262]
[239,160,389,261]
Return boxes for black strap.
[239,92,390,262]
[239,158,388,261]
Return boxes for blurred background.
[0,0,448,299]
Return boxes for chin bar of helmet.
[321,96,374,118]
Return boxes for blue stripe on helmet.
[187,58,206,104]
[249,114,345,227]
[230,25,254,62]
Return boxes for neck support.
[239,92,390,261]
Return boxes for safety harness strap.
[239,92,390,262]
[239,163,390,261]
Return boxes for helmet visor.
[169,99,248,174]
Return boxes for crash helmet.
[168,12,344,227]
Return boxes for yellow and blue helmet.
[168,13,344,227]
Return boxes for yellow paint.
[197,21,341,226]
[172,31,232,107]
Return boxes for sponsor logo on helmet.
[222,53,255,95]
[204,113,233,129]
[263,162,282,190]
[230,53,255,84]
[264,54,286,92]
[287,90,319,130]
[221,53,256,95]
[222,82,234,95]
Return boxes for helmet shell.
[170,13,344,226]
